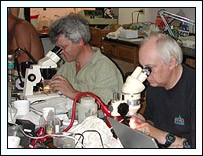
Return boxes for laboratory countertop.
[103,37,196,58]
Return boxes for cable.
[11,92,117,147]
[63,92,111,132]
[13,48,37,64]
[30,100,46,106]
[74,133,85,147]
[131,10,143,24]
[15,122,103,148]
[13,123,50,139]
[137,12,140,23]
[12,47,38,88]
[131,10,139,23]
[14,57,24,88]
[12,123,86,148]
[80,130,104,148]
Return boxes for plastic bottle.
[78,96,98,123]
[45,110,55,134]
[8,54,16,103]
[8,54,15,84]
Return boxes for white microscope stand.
[21,47,62,103]
[21,64,61,103]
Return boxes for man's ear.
[169,56,177,70]
[79,39,85,46]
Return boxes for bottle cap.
[8,54,13,59]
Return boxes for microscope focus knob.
[28,73,36,82]
[118,103,129,117]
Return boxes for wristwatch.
[163,132,176,148]
[183,138,191,148]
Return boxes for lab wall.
[34,8,195,54]
[118,8,195,24]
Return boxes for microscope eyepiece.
[51,46,62,55]
[142,67,151,76]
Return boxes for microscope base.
[21,93,61,103]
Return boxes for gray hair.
[141,33,183,65]
[49,14,91,45]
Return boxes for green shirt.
[57,47,124,104]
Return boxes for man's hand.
[49,75,80,99]
[129,114,184,147]
[129,113,146,129]
[129,114,163,142]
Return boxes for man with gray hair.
[49,14,123,104]
[129,33,196,148]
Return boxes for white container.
[78,96,98,124]
[8,106,17,124]
[13,100,30,118]
[119,29,138,39]
[8,136,21,148]
[62,119,78,131]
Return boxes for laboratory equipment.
[12,48,38,90]
[78,10,117,25]
[21,46,62,102]
[109,66,151,117]
[63,66,151,131]
[16,119,36,136]
[158,9,195,40]
[22,65,150,148]
[104,8,115,19]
